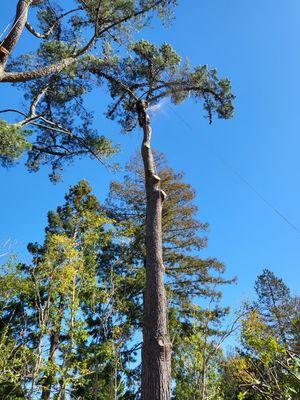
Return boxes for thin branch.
[0,108,27,117]
[25,7,83,39]
[275,359,300,383]
[96,71,138,100]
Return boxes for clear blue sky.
[0,0,299,316]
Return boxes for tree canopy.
[0,0,233,180]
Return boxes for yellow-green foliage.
[242,309,285,365]
[0,120,31,166]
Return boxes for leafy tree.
[0,120,32,167]
[0,260,33,399]
[171,306,228,400]
[29,180,128,399]
[0,181,125,399]
[222,271,300,400]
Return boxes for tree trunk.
[41,330,60,400]
[41,296,64,400]
[138,100,171,400]
[0,0,32,71]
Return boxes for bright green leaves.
[0,120,32,166]
[0,260,33,301]
[172,320,225,400]
[40,233,83,295]
[241,310,285,365]
[0,326,32,398]
[222,271,300,400]
[0,179,129,398]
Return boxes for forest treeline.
[0,154,299,399]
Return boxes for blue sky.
[0,0,299,318]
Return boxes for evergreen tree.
[222,270,300,400]
[97,37,233,396]
[1,5,234,395]
[254,269,300,350]
[0,0,177,176]
[0,167,233,399]
[102,153,233,398]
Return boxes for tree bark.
[41,330,59,400]
[0,0,33,71]
[138,100,171,400]
[41,296,64,400]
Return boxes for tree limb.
[25,7,83,39]
[0,0,167,83]
[0,0,34,69]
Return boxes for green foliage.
[254,269,299,347]
[2,0,179,180]
[1,1,234,182]
[4,170,298,400]
[106,152,233,309]
[0,153,233,398]
[37,41,75,63]
[104,152,233,396]
[0,180,120,398]
[0,120,32,166]
[172,315,226,400]
[102,39,234,131]
[221,271,300,400]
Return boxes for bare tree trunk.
[138,100,171,400]
[0,0,33,70]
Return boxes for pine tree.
[1,164,233,398]
[254,269,300,349]
[103,152,233,398]
[0,1,177,177]
[100,40,233,398]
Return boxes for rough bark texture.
[0,0,82,83]
[0,0,31,70]
[0,58,77,83]
[139,100,171,400]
